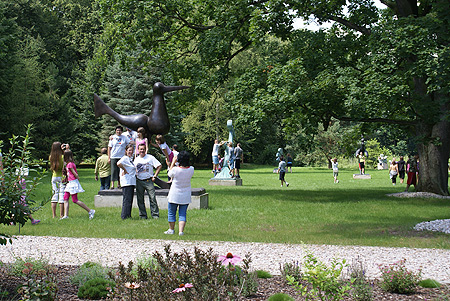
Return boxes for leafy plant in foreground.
[347,257,373,301]
[16,261,57,301]
[69,261,111,287]
[77,277,115,299]
[287,252,352,300]
[280,261,302,283]
[378,259,421,294]
[0,124,48,245]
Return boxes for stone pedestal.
[94,188,208,209]
[353,174,372,179]
[209,178,242,186]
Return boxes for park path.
[1,236,449,283]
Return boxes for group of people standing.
[388,155,419,191]
[94,125,193,235]
[211,139,243,178]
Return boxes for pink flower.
[172,283,193,293]
[217,252,242,266]
[124,282,140,289]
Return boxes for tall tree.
[99,0,450,194]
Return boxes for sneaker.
[286,183,289,187]
[336,180,339,183]
[89,209,95,220]
[179,232,184,236]
[60,216,69,220]
[31,219,40,225]
[164,229,174,235]
[281,185,283,187]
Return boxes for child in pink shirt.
[62,150,95,220]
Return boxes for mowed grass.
[1,164,449,249]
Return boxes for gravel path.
[1,236,449,283]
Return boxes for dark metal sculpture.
[94,82,189,136]
[355,135,369,157]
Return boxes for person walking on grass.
[389,158,399,186]
[332,158,339,184]
[277,155,289,187]
[405,154,419,192]
[397,156,406,184]
[117,145,136,220]
[61,150,95,220]
[49,142,66,218]
[134,144,162,219]
[286,153,293,173]
[164,151,194,236]
[95,147,111,191]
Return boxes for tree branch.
[336,116,416,125]
[327,15,371,35]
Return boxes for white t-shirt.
[125,130,137,142]
[134,154,161,180]
[159,142,172,156]
[167,166,194,204]
[212,143,220,156]
[108,134,131,159]
[172,150,179,166]
[117,155,136,187]
[332,162,338,172]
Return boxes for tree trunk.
[416,119,450,195]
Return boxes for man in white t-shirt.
[134,144,162,219]
[108,126,131,189]
[211,139,225,175]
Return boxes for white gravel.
[1,236,449,283]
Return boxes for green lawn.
[2,165,449,249]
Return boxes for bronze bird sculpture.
[94,82,189,136]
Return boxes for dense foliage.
[0,0,449,193]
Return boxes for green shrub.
[287,252,352,301]
[256,270,273,278]
[111,245,257,300]
[70,261,110,287]
[280,261,302,283]
[419,278,441,288]
[348,258,373,301]
[9,257,51,277]
[77,277,115,300]
[18,275,58,301]
[131,253,158,276]
[267,293,295,301]
[379,259,421,294]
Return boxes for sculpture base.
[209,178,243,186]
[353,174,372,179]
[94,188,208,209]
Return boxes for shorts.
[51,177,66,203]
[111,158,120,181]
[279,171,285,181]
[333,171,338,177]
[407,172,417,186]
[234,158,241,170]
[287,162,292,167]
[359,162,365,169]
[212,155,219,165]
[229,158,235,169]
[399,170,405,179]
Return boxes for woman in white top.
[117,145,136,219]
[164,151,194,236]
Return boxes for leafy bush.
[280,261,302,283]
[77,277,115,300]
[15,258,58,301]
[9,257,52,277]
[287,252,352,301]
[419,279,441,288]
[267,292,295,301]
[0,125,48,245]
[379,259,421,294]
[347,257,373,301]
[69,261,110,287]
[111,245,257,300]
[256,270,273,279]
